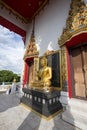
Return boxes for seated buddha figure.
[32,56,52,89]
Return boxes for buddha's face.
[41,57,47,67]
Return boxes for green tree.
[0,70,20,82]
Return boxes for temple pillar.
[23,62,29,88]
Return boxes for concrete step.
[68,98,87,107]
[59,91,69,106]
[68,106,87,116]
[66,98,87,113]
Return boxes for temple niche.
[24,29,62,91]
[23,31,39,88]
[22,29,63,117]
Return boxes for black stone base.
[21,88,63,117]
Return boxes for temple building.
[0,0,87,129]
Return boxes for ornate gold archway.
[58,0,87,98]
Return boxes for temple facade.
[0,0,87,129]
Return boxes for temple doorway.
[70,43,87,99]
[28,60,34,87]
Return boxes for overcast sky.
[0,25,25,74]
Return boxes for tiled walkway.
[0,94,81,130]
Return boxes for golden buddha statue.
[31,56,52,90]
[13,78,16,83]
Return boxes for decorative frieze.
[23,33,39,60]
[58,0,87,46]
[21,88,62,117]
[61,47,67,81]
[23,92,60,105]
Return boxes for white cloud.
[0,25,25,74]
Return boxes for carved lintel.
[24,31,39,61]
[58,0,87,46]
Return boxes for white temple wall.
[25,0,71,56]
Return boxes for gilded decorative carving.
[33,57,39,82]
[61,47,67,81]
[0,0,49,22]
[23,33,39,61]
[58,0,87,46]
[0,0,28,23]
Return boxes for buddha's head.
[40,56,47,67]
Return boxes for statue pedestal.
[21,88,63,117]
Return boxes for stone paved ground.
[0,93,81,130]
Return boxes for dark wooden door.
[28,61,34,87]
[83,44,87,97]
[70,44,87,99]
[47,52,60,88]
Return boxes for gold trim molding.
[0,0,49,23]
[31,0,49,19]
[0,0,28,23]
[61,47,67,81]
[58,0,87,46]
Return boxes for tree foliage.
[0,70,20,82]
